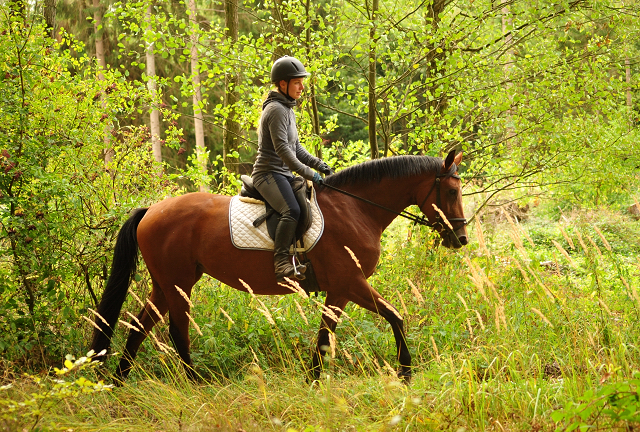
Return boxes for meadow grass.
[2,204,640,431]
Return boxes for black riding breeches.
[253,173,301,221]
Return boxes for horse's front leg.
[309,292,349,381]
[345,281,412,383]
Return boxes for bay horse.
[89,150,468,383]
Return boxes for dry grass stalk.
[432,204,453,230]
[185,312,203,336]
[250,346,259,364]
[280,277,309,299]
[382,359,395,376]
[146,299,165,324]
[552,240,578,269]
[329,305,349,320]
[503,210,525,251]
[219,307,235,325]
[456,293,469,311]
[430,336,441,362]
[88,308,109,326]
[377,297,403,321]
[634,196,640,214]
[174,285,194,308]
[559,226,575,250]
[575,231,590,256]
[328,332,336,358]
[129,290,146,309]
[497,304,507,328]
[586,235,602,256]
[466,318,474,337]
[82,316,102,331]
[313,300,342,323]
[464,257,488,301]
[256,303,275,326]
[341,348,354,366]
[531,307,554,328]
[623,275,640,312]
[293,299,308,325]
[148,331,175,354]
[494,307,501,332]
[397,291,409,317]
[239,279,255,297]
[407,278,424,304]
[593,226,612,251]
[519,222,535,248]
[473,310,486,330]
[119,319,142,333]
[597,298,613,316]
[344,245,362,270]
[513,259,530,283]
[126,311,145,332]
[474,219,490,256]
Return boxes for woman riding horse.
[252,56,332,282]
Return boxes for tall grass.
[2,205,640,431]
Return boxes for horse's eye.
[449,189,458,196]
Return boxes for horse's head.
[417,150,468,249]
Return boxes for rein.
[321,164,468,233]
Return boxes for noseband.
[416,163,468,236]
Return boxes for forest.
[1,0,640,429]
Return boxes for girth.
[240,175,313,242]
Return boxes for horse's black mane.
[324,155,443,188]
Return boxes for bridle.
[320,164,468,237]
[415,163,468,236]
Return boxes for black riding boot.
[274,215,307,282]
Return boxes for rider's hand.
[312,172,324,185]
[317,161,333,176]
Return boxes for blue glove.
[312,172,324,185]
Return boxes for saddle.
[240,175,313,243]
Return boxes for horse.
[89,150,468,383]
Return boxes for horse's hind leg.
[116,280,168,381]
[309,292,349,381]
[345,281,412,383]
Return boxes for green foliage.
[0,10,175,365]
[0,350,112,431]
[552,372,640,430]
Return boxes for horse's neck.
[336,177,417,231]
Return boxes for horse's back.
[136,193,232,283]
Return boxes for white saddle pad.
[229,189,324,252]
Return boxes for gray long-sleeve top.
[251,91,322,183]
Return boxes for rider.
[251,56,332,282]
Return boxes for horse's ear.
[454,152,463,166]
[444,150,456,170]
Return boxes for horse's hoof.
[398,368,412,385]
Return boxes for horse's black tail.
[89,208,148,359]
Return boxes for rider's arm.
[267,106,316,180]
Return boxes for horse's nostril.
[458,235,468,246]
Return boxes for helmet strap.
[278,79,295,101]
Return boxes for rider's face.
[279,78,305,100]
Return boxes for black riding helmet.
[270,56,310,83]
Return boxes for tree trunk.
[368,0,379,159]
[188,0,208,192]
[502,0,515,146]
[626,56,633,126]
[146,3,162,165]
[223,0,241,175]
[93,0,113,163]
[423,0,446,153]
[306,0,322,159]
[44,0,57,38]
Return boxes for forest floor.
[2,202,640,431]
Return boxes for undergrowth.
[2,204,640,431]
